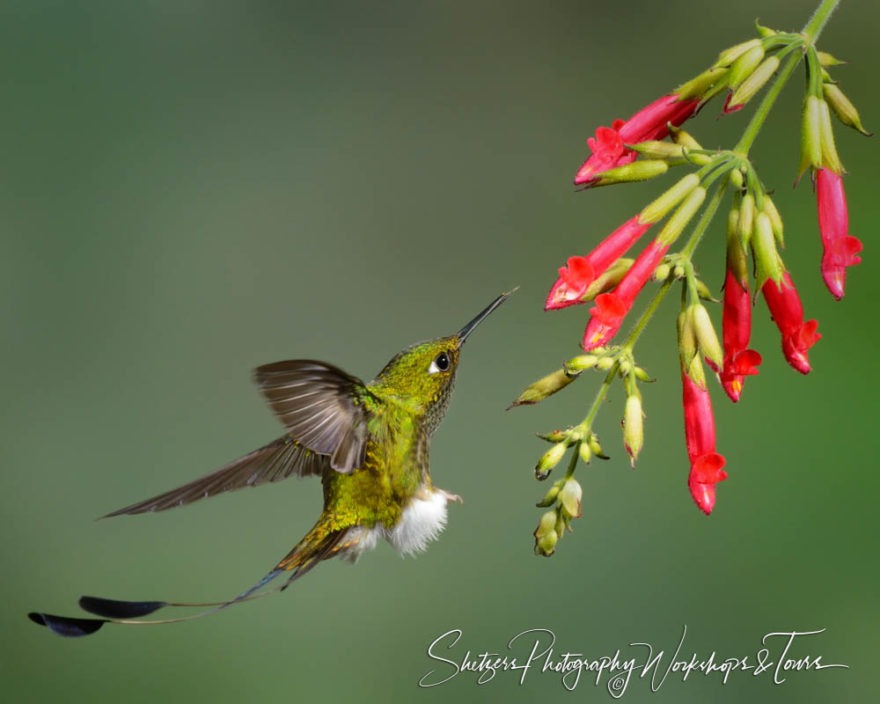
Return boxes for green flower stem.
[736,0,840,155]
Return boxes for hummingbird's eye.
[428,351,451,374]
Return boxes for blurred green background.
[2,1,877,702]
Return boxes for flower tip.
[722,92,744,114]
[722,379,742,403]
[688,476,716,515]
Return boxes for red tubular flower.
[761,273,822,374]
[581,238,669,350]
[682,370,728,515]
[816,168,863,300]
[545,215,652,310]
[719,268,762,401]
[574,94,701,186]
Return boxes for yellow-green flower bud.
[623,393,644,466]
[817,51,845,67]
[657,187,707,247]
[564,354,599,374]
[677,309,704,386]
[628,140,686,160]
[690,304,723,371]
[729,168,744,190]
[578,440,592,465]
[762,196,784,248]
[534,510,559,556]
[592,159,669,187]
[509,369,575,408]
[818,98,843,173]
[737,193,755,248]
[559,479,583,519]
[653,262,671,282]
[715,38,762,68]
[587,433,606,459]
[800,95,823,174]
[694,279,716,302]
[670,125,703,151]
[727,55,780,111]
[535,441,567,480]
[642,173,700,223]
[633,366,652,382]
[536,480,564,508]
[676,66,727,100]
[725,45,765,90]
[752,212,784,289]
[755,20,778,38]
[537,429,567,443]
[823,82,871,136]
[581,258,634,302]
[596,355,615,372]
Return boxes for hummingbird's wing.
[253,360,372,474]
[103,436,326,517]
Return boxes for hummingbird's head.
[372,290,514,432]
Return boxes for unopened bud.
[657,187,707,247]
[729,168,744,190]
[535,442,567,480]
[817,51,845,67]
[559,479,583,519]
[817,98,843,173]
[534,510,559,556]
[715,38,762,69]
[690,304,723,372]
[752,212,784,289]
[587,434,607,459]
[653,262,671,282]
[536,480,564,507]
[725,45,765,90]
[578,440,592,464]
[642,173,700,223]
[755,20,778,38]
[800,95,823,174]
[669,126,703,151]
[676,66,727,101]
[536,429,567,443]
[726,55,779,112]
[823,82,871,136]
[627,140,686,160]
[509,369,575,408]
[694,279,716,302]
[633,366,652,382]
[623,394,644,466]
[762,196,784,248]
[564,354,599,374]
[737,193,755,248]
[596,356,615,371]
[581,258,633,302]
[592,159,669,187]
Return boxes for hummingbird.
[29,290,513,637]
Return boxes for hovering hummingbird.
[29,290,513,637]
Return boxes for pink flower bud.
[815,168,863,300]
[720,268,761,402]
[681,369,727,515]
[761,273,821,374]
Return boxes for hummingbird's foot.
[439,489,463,504]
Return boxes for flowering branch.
[513,0,870,555]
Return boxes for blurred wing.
[253,360,370,474]
[103,436,326,517]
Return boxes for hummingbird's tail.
[28,524,352,638]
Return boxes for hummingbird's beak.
[456,288,517,346]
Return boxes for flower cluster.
[512,1,868,553]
